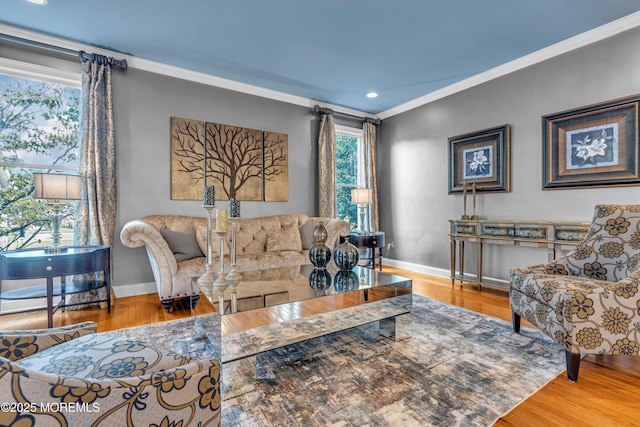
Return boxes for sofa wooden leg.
[512,311,521,333]
[190,295,200,309]
[161,299,174,313]
[566,350,580,381]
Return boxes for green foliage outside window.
[0,76,81,251]
[336,133,358,230]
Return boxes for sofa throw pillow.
[160,227,203,262]
[299,219,315,250]
[267,224,303,252]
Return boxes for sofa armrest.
[0,322,97,361]
[120,219,178,297]
[0,357,220,426]
[511,248,590,278]
[310,217,351,249]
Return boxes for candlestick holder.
[470,181,479,220]
[225,219,242,313]
[197,205,217,296]
[212,230,229,314]
[461,180,469,220]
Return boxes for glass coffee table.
[194,264,412,397]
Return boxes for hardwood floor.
[2,266,639,426]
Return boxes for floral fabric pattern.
[71,55,118,309]
[0,323,220,426]
[510,205,640,358]
[318,112,336,218]
[0,322,97,361]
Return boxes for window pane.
[0,74,81,251]
[335,131,361,231]
[336,134,358,186]
[336,185,358,230]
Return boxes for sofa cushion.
[299,219,315,250]
[267,223,303,252]
[17,332,192,380]
[160,227,203,262]
[195,224,229,256]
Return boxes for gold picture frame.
[448,124,511,194]
[543,95,640,189]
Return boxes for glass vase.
[333,236,359,271]
[309,221,332,268]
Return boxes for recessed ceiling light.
[26,0,48,5]
[366,92,378,98]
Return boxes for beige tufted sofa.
[121,213,350,311]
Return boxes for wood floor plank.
[2,265,639,425]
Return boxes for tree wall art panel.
[205,122,263,201]
[170,117,289,201]
[263,131,289,202]
[170,117,205,200]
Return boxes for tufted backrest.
[143,213,310,255]
[564,205,640,281]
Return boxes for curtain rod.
[79,51,127,70]
[1,33,127,70]
[313,105,380,125]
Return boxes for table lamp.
[351,188,373,235]
[33,172,81,253]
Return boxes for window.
[335,125,363,230]
[0,60,82,251]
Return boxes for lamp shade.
[351,188,373,204]
[33,173,81,200]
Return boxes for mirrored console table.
[449,219,590,290]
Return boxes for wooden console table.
[449,219,590,289]
[0,246,111,327]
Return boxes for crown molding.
[378,11,640,120]
[6,9,639,124]
[0,24,376,120]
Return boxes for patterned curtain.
[362,121,379,231]
[318,112,336,218]
[71,54,118,308]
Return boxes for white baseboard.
[113,282,157,298]
[0,282,157,315]
[0,298,52,314]
[381,257,453,278]
[1,262,507,316]
[381,258,509,286]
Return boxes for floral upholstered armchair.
[510,205,640,381]
[0,321,220,426]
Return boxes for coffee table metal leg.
[379,313,412,341]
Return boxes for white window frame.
[0,58,82,172]
[0,58,82,311]
[335,124,365,186]
[335,124,365,229]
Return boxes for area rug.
[222,295,565,426]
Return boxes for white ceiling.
[3,0,640,117]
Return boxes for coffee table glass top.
[194,264,412,315]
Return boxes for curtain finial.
[79,50,127,70]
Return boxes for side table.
[0,245,111,328]
[345,231,385,271]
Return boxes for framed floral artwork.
[448,124,511,194]
[543,95,640,189]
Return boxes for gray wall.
[6,25,640,288]
[112,70,323,286]
[1,40,325,287]
[378,27,640,281]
